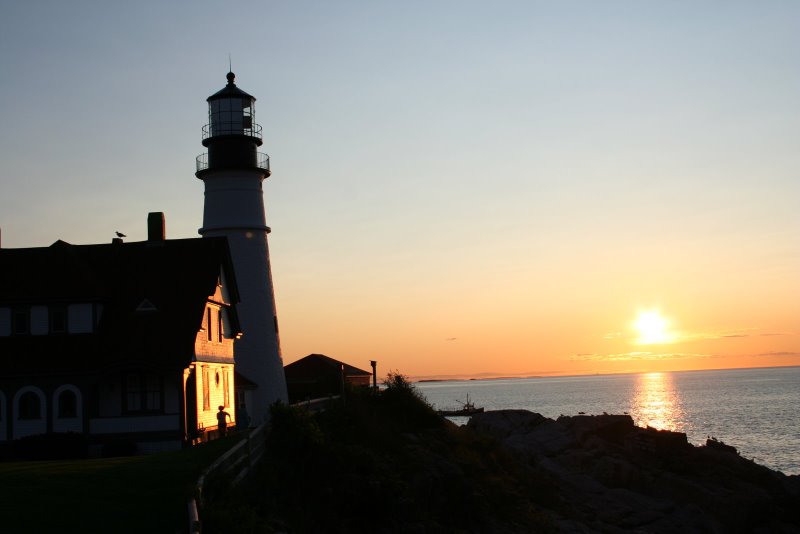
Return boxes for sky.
[1,1,798,380]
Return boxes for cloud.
[571,352,710,362]
[676,328,757,341]
[603,332,623,339]
[754,351,800,358]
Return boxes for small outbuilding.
[284,354,372,403]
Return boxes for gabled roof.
[284,354,372,379]
[0,237,241,374]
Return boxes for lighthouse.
[196,71,288,423]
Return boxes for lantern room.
[196,72,270,177]
[203,72,262,142]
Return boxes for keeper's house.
[0,213,241,456]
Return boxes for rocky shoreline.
[467,410,800,532]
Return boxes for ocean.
[416,366,800,475]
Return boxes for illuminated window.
[202,367,210,411]
[223,370,230,407]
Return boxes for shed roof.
[284,354,372,379]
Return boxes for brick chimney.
[147,212,165,242]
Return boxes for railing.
[189,423,270,533]
[296,395,340,413]
[202,122,262,141]
[195,152,270,174]
[187,398,343,532]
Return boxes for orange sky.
[277,236,800,379]
[1,3,798,380]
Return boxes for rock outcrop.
[467,410,800,533]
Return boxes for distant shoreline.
[411,364,800,384]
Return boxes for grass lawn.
[0,435,241,534]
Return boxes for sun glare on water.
[634,310,674,344]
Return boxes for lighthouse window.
[209,98,246,135]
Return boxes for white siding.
[68,303,93,333]
[30,305,48,335]
[195,363,236,431]
[0,307,10,336]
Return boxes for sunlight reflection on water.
[630,372,686,433]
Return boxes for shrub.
[380,370,442,430]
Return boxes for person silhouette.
[216,405,231,437]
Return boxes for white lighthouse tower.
[196,71,288,423]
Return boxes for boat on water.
[437,394,484,416]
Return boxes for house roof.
[284,354,372,380]
[0,236,240,374]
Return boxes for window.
[223,370,230,407]
[58,390,77,418]
[206,308,212,341]
[50,306,67,334]
[12,308,29,335]
[125,373,162,413]
[144,375,161,411]
[202,367,210,411]
[18,391,41,419]
[217,309,223,343]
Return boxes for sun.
[634,310,673,344]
